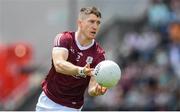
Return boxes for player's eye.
[97,21,100,25]
[89,20,95,24]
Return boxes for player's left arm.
[88,73,107,96]
[88,49,107,96]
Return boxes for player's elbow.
[54,60,65,73]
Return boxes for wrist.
[77,67,86,77]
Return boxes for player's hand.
[83,64,94,76]
[91,83,107,96]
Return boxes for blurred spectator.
[168,22,180,42]
[147,0,172,28]
[170,0,180,21]
[169,43,180,78]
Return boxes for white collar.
[75,32,95,50]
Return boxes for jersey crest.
[86,56,93,64]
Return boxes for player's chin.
[89,35,96,39]
[88,33,96,39]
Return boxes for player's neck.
[75,31,93,47]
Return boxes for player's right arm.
[52,47,79,76]
[52,33,92,76]
[52,47,92,76]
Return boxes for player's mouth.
[90,31,96,35]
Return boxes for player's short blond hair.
[79,6,101,20]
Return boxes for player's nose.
[92,22,98,30]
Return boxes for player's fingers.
[101,87,107,94]
[86,68,93,72]
[96,85,106,95]
[84,64,90,68]
[84,68,94,76]
[100,86,104,93]
[99,86,104,94]
[97,85,103,94]
[94,84,107,95]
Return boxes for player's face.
[79,14,101,39]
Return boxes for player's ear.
[77,20,83,28]
[77,20,80,26]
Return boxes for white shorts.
[36,91,82,111]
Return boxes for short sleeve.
[53,33,70,49]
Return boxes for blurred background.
[0,0,180,111]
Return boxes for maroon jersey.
[42,31,105,109]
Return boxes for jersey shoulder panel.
[95,42,105,54]
[53,31,74,48]
[94,42,106,62]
